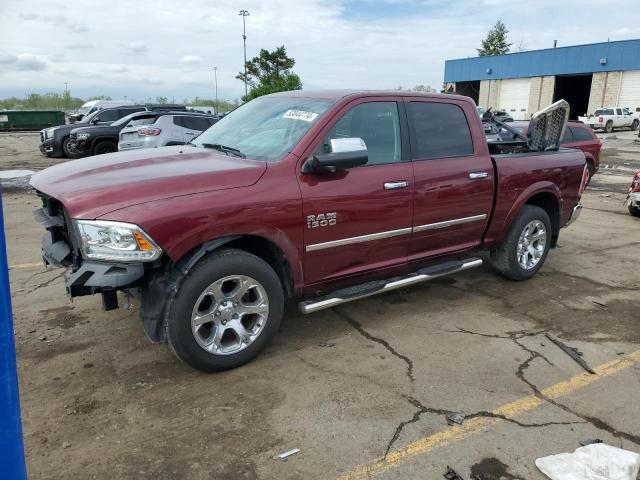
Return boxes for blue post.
[0,190,28,479]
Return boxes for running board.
[299,257,483,314]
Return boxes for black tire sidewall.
[94,141,117,155]
[629,205,640,217]
[62,137,74,158]
[632,120,639,131]
[167,249,284,372]
[605,121,613,133]
[502,206,552,281]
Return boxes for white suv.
[118,112,217,151]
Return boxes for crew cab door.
[298,98,413,285]
[406,98,494,260]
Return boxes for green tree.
[477,20,512,56]
[236,45,302,102]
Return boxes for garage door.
[498,78,531,120]
[619,71,640,112]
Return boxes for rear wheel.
[93,140,117,156]
[632,119,639,131]
[490,205,552,281]
[604,120,613,133]
[166,249,284,372]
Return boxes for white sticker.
[0,115,8,122]
[282,110,318,122]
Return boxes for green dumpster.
[0,110,66,131]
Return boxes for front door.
[406,98,494,261]
[298,98,414,286]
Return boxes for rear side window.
[595,109,614,116]
[173,116,214,131]
[570,126,595,142]
[616,108,622,115]
[96,109,120,122]
[409,102,473,159]
[561,128,574,143]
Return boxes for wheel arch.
[492,183,562,249]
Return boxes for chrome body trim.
[305,227,412,252]
[563,203,583,228]
[469,172,489,179]
[413,214,487,233]
[305,214,488,252]
[299,258,483,314]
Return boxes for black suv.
[40,106,149,158]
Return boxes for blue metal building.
[443,39,640,120]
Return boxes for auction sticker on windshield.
[282,110,319,122]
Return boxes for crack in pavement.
[18,271,65,295]
[333,308,414,383]
[449,326,640,445]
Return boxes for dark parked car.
[40,106,147,158]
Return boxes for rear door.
[298,98,414,285]
[407,98,494,261]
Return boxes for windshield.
[190,96,333,161]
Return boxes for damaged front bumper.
[628,192,640,208]
[43,231,145,308]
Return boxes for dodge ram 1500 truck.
[30,91,588,372]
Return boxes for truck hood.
[30,146,267,219]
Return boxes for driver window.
[320,102,401,165]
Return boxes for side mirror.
[91,117,99,124]
[306,138,368,173]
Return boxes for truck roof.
[267,89,474,103]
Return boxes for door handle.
[469,172,489,179]
[384,181,408,190]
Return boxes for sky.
[1,0,639,103]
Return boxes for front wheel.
[632,119,639,131]
[629,205,640,217]
[93,140,117,156]
[166,249,284,372]
[490,205,552,281]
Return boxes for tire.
[166,248,284,372]
[604,121,613,133]
[490,205,552,281]
[632,119,639,131]
[61,137,77,158]
[629,205,640,217]
[93,140,117,156]
[586,160,595,186]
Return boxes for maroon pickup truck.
[30,91,588,372]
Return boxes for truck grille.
[34,192,77,267]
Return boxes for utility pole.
[63,82,69,110]
[214,66,218,114]
[239,9,250,99]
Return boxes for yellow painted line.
[338,350,640,480]
[8,262,44,270]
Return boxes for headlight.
[46,128,56,138]
[75,132,90,140]
[73,220,162,262]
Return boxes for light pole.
[239,9,250,98]
[213,66,218,114]
[63,82,69,110]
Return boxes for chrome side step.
[299,257,483,314]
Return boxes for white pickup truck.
[579,107,640,133]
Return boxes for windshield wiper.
[198,143,246,158]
